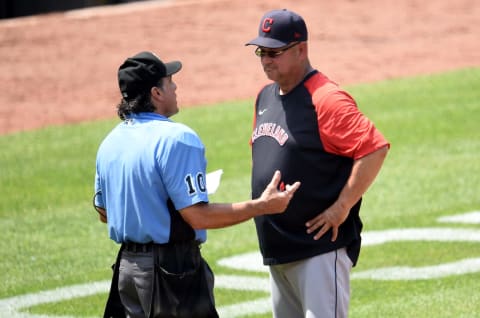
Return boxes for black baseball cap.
[118,51,182,100]
[245,9,308,48]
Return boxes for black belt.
[123,240,201,253]
[124,242,154,253]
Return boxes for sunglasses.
[255,42,300,58]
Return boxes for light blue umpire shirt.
[94,112,208,244]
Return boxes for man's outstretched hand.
[258,170,301,214]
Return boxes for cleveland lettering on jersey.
[251,122,289,146]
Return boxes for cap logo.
[261,18,274,33]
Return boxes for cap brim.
[245,37,288,48]
[165,61,182,76]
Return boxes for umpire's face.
[152,76,179,118]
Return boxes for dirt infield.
[0,0,478,134]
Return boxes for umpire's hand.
[257,170,301,214]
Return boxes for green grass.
[0,67,479,317]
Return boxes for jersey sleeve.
[158,126,209,210]
[314,88,390,160]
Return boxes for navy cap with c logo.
[246,9,308,48]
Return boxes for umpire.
[93,51,300,318]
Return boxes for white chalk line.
[0,280,110,318]
[437,210,480,224]
[351,257,480,280]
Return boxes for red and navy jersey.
[250,70,389,266]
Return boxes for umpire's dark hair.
[116,80,163,120]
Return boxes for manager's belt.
[124,241,154,253]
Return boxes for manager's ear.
[297,41,308,59]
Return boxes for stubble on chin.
[263,68,276,81]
